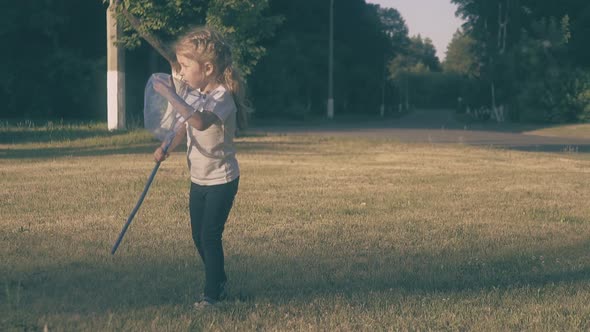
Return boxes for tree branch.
[114,0,179,72]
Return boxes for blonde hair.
[174,27,250,130]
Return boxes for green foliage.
[114,0,206,50]
[4,0,590,122]
[443,29,478,77]
[114,0,281,77]
[407,36,441,72]
[573,74,590,122]
[516,69,590,123]
[387,35,442,110]
[108,0,281,121]
[250,0,395,118]
[388,36,441,76]
[206,0,283,76]
[451,0,590,123]
[377,6,410,56]
[569,5,590,67]
[508,17,590,122]
[0,0,106,119]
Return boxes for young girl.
[151,27,248,309]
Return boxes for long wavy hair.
[174,27,250,130]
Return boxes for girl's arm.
[153,76,218,131]
[165,93,218,131]
[153,125,185,162]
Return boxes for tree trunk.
[405,76,410,111]
[498,1,509,55]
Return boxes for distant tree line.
[446,0,590,123]
[1,0,589,124]
[0,0,107,120]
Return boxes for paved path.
[251,110,590,153]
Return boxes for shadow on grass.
[250,110,552,133]
[0,139,320,159]
[232,240,590,300]
[0,143,159,159]
[3,237,590,325]
[0,128,132,145]
[0,126,266,146]
[505,144,590,153]
[385,109,575,134]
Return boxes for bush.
[570,70,590,122]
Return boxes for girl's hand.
[152,75,176,101]
[154,147,169,162]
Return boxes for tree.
[451,0,524,121]
[451,0,590,122]
[569,5,590,67]
[387,34,441,110]
[443,29,478,76]
[374,6,411,114]
[408,35,441,72]
[509,17,589,122]
[387,35,441,75]
[249,0,395,118]
[377,6,410,55]
[114,0,282,77]
[387,55,412,110]
[0,0,107,119]
[109,0,281,120]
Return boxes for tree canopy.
[249,0,405,118]
[2,0,588,123]
[443,29,477,76]
[451,0,590,122]
[114,0,282,76]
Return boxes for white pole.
[107,1,126,130]
[327,0,334,119]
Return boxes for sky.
[366,0,465,60]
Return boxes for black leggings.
[189,177,239,300]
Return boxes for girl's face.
[176,54,214,91]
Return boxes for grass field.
[2,123,590,331]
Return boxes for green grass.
[2,123,590,331]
